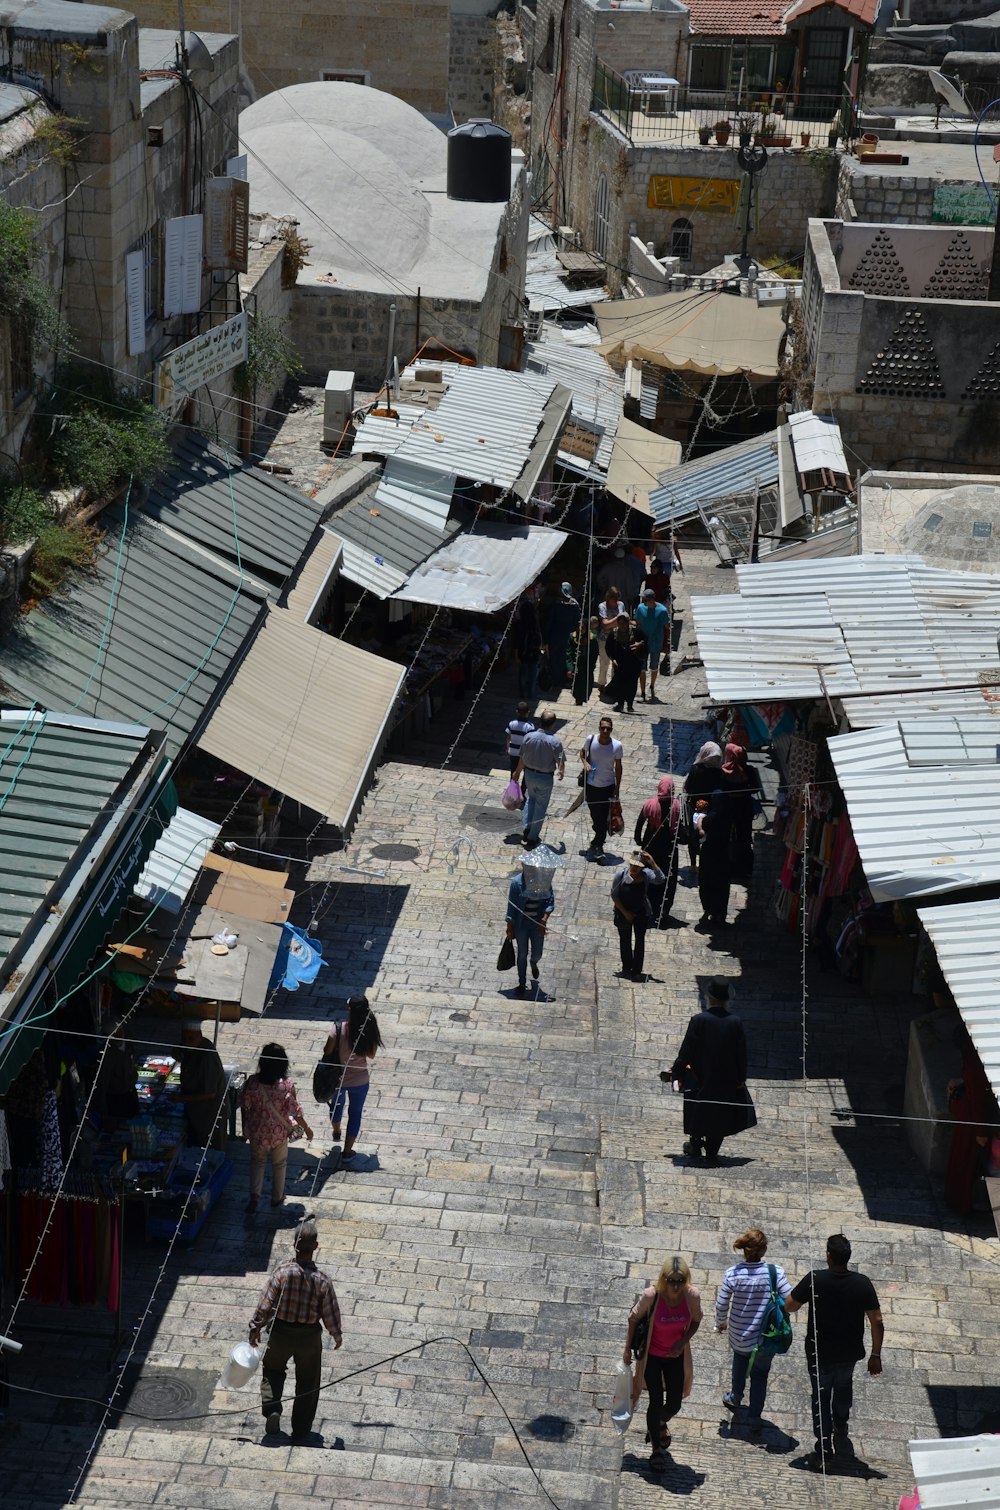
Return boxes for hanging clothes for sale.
[7,1170,121,1312]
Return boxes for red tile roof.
[783,0,880,25]
[686,0,789,36]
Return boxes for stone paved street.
[5,549,999,1510]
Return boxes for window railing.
[592,61,852,146]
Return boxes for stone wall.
[6,13,241,400]
[288,170,527,383]
[581,125,838,280]
[803,216,1000,469]
[449,13,497,122]
[127,0,451,114]
[241,237,293,447]
[0,99,66,455]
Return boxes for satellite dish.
[186,31,215,73]
[929,70,971,118]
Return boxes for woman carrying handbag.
[322,996,383,1164]
[623,1256,702,1471]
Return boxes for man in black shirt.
[787,1234,884,1468]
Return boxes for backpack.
[748,1263,793,1369]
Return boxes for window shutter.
[226,154,248,181]
[126,249,146,355]
[163,214,204,316]
[204,178,250,273]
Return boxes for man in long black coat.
[666,978,756,1164]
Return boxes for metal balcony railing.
[592,62,852,147]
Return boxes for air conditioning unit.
[324,369,355,446]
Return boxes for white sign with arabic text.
[156,312,248,412]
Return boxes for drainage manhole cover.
[112,1367,219,1430]
[449,1011,470,1023]
[370,842,421,861]
[460,804,515,831]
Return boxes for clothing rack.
[3,1167,126,1358]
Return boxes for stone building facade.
[803,216,1000,469]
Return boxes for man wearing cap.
[634,589,670,702]
[505,856,556,997]
[610,848,665,982]
[249,1216,343,1441]
[513,710,566,849]
[787,1233,883,1469]
[665,978,756,1164]
[179,1021,228,1150]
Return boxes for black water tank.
[447,120,512,203]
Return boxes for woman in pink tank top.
[624,1255,702,1471]
[321,995,383,1163]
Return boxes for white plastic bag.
[611,1361,634,1435]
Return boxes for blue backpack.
[749,1263,793,1369]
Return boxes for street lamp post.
[734,143,768,277]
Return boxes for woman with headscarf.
[693,796,732,927]
[570,614,599,705]
[683,741,724,869]
[607,614,647,714]
[721,742,762,884]
[634,777,682,926]
[624,1255,702,1471]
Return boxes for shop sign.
[156,312,248,412]
[647,176,740,213]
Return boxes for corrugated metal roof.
[907,1434,1000,1510]
[352,403,427,459]
[524,322,622,475]
[846,687,1000,727]
[198,607,405,834]
[0,510,269,761]
[391,525,567,613]
[334,483,461,596]
[787,410,850,483]
[375,457,459,532]
[691,555,1000,714]
[283,529,343,624]
[0,711,154,975]
[828,717,1000,899]
[143,433,324,585]
[649,432,781,526]
[391,364,559,491]
[134,805,221,915]
[526,221,608,314]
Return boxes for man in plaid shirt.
[249,1216,342,1440]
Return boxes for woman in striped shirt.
[715,1228,792,1432]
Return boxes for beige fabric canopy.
[596,289,785,379]
[605,417,682,516]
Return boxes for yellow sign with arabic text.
[647,175,740,214]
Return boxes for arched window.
[671,217,693,262]
[594,174,610,261]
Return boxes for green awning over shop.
[0,713,169,1094]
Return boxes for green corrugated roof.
[0,714,153,971]
[0,509,268,760]
[143,434,325,585]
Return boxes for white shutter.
[204,178,249,273]
[125,249,146,355]
[226,154,248,181]
[163,214,204,316]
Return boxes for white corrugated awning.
[829,716,1000,899]
[605,417,681,515]
[391,525,567,613]
[375,457,458,531]
[917,907,1000,1118]
[198,608,404,835]
[353,402,427,458]
[787,410,850,487]
[691,555,1000,714]
[134,806,221,914]
[908,1434,1000,1509]
[283,529,342,625]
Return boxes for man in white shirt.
[580,716,623,857]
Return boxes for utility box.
[323,369,355,447]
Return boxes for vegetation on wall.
[38,365,170,499]
[279,226,312,289]
[29,520,98,599]
[0,200,66,356]
[233,312,304,402]
[0,479,51,550]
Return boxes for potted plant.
[698,122,712,145]
[714,118,731,145]
[800,130,811,147]
[827,124,840,149]
[735,112,756,148]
